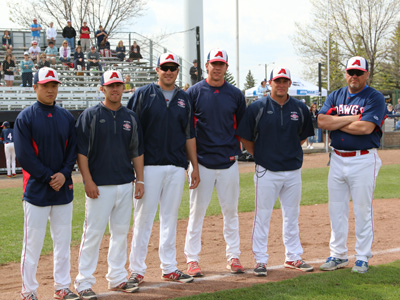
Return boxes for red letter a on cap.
[110,72,119,79]
[46,70,55,78]
[278,69,287,75]
[352,60,361,67]
[165,54,174,60]
[215,51,223,58]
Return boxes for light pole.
[259,62,274,80]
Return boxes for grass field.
[1,164,399,265]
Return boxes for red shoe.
[7,175,11,178]
[187,261,203,277]
[161,269,193,283]
[12,174,17,177]
[129,272,144,285]
[227,258,244,274]
[284,260,314,272]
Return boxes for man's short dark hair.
[193,59,197,64]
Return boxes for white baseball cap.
[101,70,124,86]
[346,56,368,72]
[270,67,291,81]
[157,53,180,66]
[24,51,29,56]
[207,49,228,64]
[34,67,62,84]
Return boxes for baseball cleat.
[78,288,97,300]
[227,258,244,274]
[320,256,349,271]
[284,260,314,272]
[22,293,39,300]
[109,281,139,293]
[352,260,369,273]
[54,288,80,300]
[162,269,194,283]
[253,263,267,276]
[129,272,144,285]
[187,261,203,277]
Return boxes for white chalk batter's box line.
[99,247,400,298]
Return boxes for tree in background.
[224,70,236,87]
[243,70,256,91]
[293,0,400,88]
[8,0,146,36]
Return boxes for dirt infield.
[1,150,399,300]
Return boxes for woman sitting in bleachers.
[59,40,71,64]
[116,40,126,61]
[74,45,85,70]
[2,30,12,50]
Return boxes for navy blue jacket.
[319,86,386,150]
[1,128,14,143]
[14,101,77,206]
[127,83,195,169]
[76,102,143,186]
[237,95,314,171]
[187,80,246,169]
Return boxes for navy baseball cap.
[1,121,10,128]
[346,56,368,72]
[34,67,62,85]
[101,70,124,86]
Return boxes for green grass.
[1,164,399,265]
[177,260,400,300]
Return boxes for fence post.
[149,39,153,68]
[178,57,183,87]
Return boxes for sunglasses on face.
[347,69,365,77]
[160,65,178,72]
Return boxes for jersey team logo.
[123,121,132,131]
[290,112,299,121]
[177,99,186,108]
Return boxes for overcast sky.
[0,0,316,89]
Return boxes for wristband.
[136,181,144,184]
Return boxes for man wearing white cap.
[184,49,246,276]
[74,70,144,299]
[126,53,198,284]
[62,20,76,51]
[237,66,315,276]
[14,68,79,300]
[318,56,386,273]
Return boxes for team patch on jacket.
[123,121,132,131]
[177,99,186,108]
[290,112,299,121]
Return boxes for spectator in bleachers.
[37,53,50,69]
[59,40,71,63]
[129,41,142,62]
[99,37,111,57]
[2,30,12,50]
[116,40,126,61]
[62,20,77,50]
[79,21,91,52]
[394,98,400,113]
[6,49,16,62]
[45,41,58,65]
[74,45,85,70]
[30,18,42,46]
[3,53,16,87]
[46,22,57,45]
[95,25,108,48]
[20,52,34,87]
[86,45,102,71]
[28,41,41,63]
[123,74,135,93]
[183,83,190,91]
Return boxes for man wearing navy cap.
[127,53,198,284]
[184,49,246,277]
[318,56,386,274]
[75,70,144,298]
[237,66,315,276]
[14,67,79,300]
[0,121,16,178]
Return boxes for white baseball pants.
[21,201,73,298]
[75,183,133,292]
[328,149,381,262]
[129,165,185,275]
[4,142,16,176]
[252,166,303,264]
[184,162,241,263]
